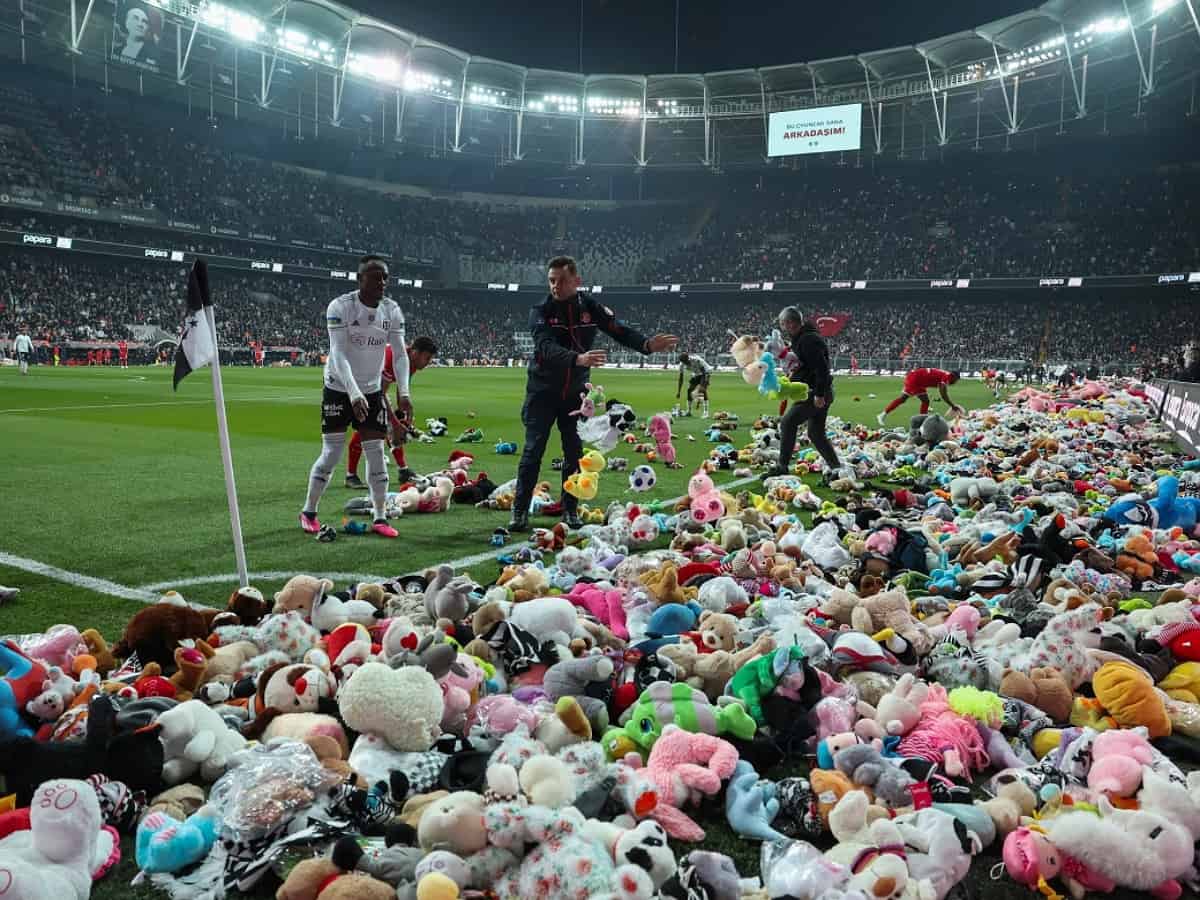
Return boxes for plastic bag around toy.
[761,838,857,899]
[207,739,338,843]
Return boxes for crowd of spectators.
[4,249,1197,375]
[0,78,1196,289]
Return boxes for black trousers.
[513,391,583,516]
[778,394,841,471]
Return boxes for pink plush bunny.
[627,724,738,841]
[648,414,679,468]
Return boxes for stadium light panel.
[1153,0,1179,10]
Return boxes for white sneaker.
[0,586,19,601]
[875,412,886,426]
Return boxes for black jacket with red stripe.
[526,292,650,398]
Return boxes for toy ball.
[629,465,657,492]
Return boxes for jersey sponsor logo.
[327,315,343,325]
[352,320,360,326]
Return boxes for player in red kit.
[878,368,964,424]
[253,342,265,368]
[118,339,129,369]
[345,336,437,488]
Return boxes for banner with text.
[111,1,164,73]
[1151,380,1200,457]
[768,104,862,157]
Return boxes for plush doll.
[824,791,929,900]
[1104,476,1200,535]
[272,574,334,618]
[648,414,680,468]
[542,655,614,733]
[854,672,928,740]
[423,565,476,624]
[600,681,756,759]
[153,698,249,784]
[0,779,107,900]
[113,601,225,671]
[724,759,786,842]
[832,743,915,808]
[135,806,219,874]
[1091,660,1172,738]
[658,615,774,701]
[630,724,738,841]
[727,646,807,726]
[1043,799,1194,898]
[1086,729,1155,799]
[341,662,444,752]
[1116,532,1158,584]
[0,639,49,739]
[311,590,386,633]
[896,683,988,779]
[893,806,982,900]
[276,849,396,900]
[565,583,629,640]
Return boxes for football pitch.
[0,365,1001,639]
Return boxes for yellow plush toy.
[1159,663,1200,704]
[564,472,598,500]
[1092,660,1172,738]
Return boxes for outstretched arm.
[939,384,964,415]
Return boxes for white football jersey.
[324,291,404,396]
[682,355,712,376]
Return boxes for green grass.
[1,364,1026,898]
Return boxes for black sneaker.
[344,473,365,489]
[563,511,583,530]
[395,467,416,483]
[763,467,788,479]
[507,513,530,532]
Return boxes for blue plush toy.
[757,352,781,397]
[645,601,702,638]
[135,806,219,874]
[1103,475,1200,534]
[494,440,517,455]
[725,760,786,842]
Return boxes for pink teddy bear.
[648,414,680,469]
[627,724,738,841]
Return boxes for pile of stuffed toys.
[4,377,1200,900]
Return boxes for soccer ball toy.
[629,465,657,492]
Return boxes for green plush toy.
[729,646,806,726]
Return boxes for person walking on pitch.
[299,255,411,539]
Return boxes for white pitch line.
[0,552,158,603]
[0,394,312,414]
[137,571,391,591]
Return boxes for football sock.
[304,432,345,514]
[346,431,363,476]
[363,438,389,521]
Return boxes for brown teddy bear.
[80,629,117,676]
[272,575,334,618]
[1116,533,1157,584]
[659,611,775,699]
[227,586,268,626]
[999,667,1073,723]
[275,853,394,900]
[169,645,209,701]
[639,563,699,607]
[113,601,224,670]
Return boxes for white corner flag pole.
[204,304,250,588]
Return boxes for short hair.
[679,352,690,363]
[548,256,578,274]
[778,306,803,324]
[948,371,961,382]
[358,254,388,273]
[411,335,438,356]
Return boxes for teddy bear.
[658,613,775,700]
[640,564,696,607]
[276,850,396,900]
[272,575,334,618]
[113,601,225,671]
[311,589,386,633]
[496,564,550,603]
[1116,532,1158,584]
[976,774,1037,835]
[168,645,209,701]
[0,778,107,900]
[340,662,444,752]
[824,791,933,900]
[845,587,932,658]
[153,698,248,784]
[998,667,1073,723]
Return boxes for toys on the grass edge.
[490,528,510,547]
[456,427,483,443]
[565,453,605,501]
[425,417,448,437]
[494,440,517,455]
[569,382,606,419]
[687,470,725,524]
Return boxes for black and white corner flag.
[173,259,216,390]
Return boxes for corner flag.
[173,259,216,390]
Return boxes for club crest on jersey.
[382,321,390,330]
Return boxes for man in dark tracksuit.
[768,306,848,481]
[509,256,678,532]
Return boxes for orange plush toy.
[1116,534,1157,583]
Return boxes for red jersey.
[118,340,128,357]
[381,345,415,386]
[906,368,952,392]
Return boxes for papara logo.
[22,233,53,245]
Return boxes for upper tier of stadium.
[8,0,1199,166]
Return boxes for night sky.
[353,0,1033,75]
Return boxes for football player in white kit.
[676,352,712,418]
[299,256,411,538]
[12,327,34,375]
